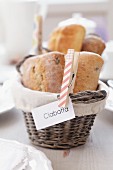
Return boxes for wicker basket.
[23,88,107,149]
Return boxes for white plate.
[0,65,17,114]
[105,87,113,112]
[0,83,14,114]
[0,65,17,84]
[0,138,53,170]
[0,102,14,114]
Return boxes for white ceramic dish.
[99,73,112,82]
[0,65,17,114]
[0,102,14,114]
[100,41,113,81]
[0,138,53,170]
[0,65,17,84]
[0,83,14,114]
[105,86,113,112]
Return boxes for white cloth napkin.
[11,78,58,112]
[0,78,112,113]
[0,78,57,113]
[0,139,28,170]
[9,79,110,115]
[0,138,53,170]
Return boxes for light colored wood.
[0,108,113,170]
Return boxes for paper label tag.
[32,98,75,130]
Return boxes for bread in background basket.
[47,22,106,55]
[14,51,108,149]
[81,34,106,55]
[48,25,86,54]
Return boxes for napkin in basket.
[0,78,110,114]
[1,78,107,115]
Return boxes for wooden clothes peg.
[70,52,79,93]
[31,15,43,55]
[58,49,79,108]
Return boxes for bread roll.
[48,24,86,54]
[19,52,104,94]
[81,34,106,55]
[74,52,104,93]
[19,52,65,93]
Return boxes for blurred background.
[0,0,113,60]
[0,0,113,81]
[1,0,112,41]
[43,0,112,42]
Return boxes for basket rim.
[12,79,108,113]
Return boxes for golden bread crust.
[81,34,106,55]
[48,24,86,54]
[74,52,104,93]
[20,52,65,93]
[20,51,104,94]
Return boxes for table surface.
[0,108,113,170]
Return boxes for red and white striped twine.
[58,49,74,108]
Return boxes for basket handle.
[70,90,107,104]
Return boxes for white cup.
[0,1,40,61]
[100,41,113,80]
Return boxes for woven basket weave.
[24,112,96,149]
[23,89,107,149]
